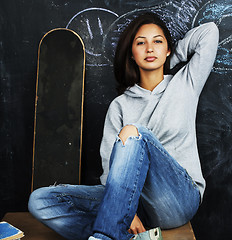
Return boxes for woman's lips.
[145,57,157,62]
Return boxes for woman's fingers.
[129,214,146,234]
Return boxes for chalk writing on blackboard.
[66,8,119,67]
[192,1,232,74]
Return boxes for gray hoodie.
[100,22,219,200]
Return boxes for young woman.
[28,12,219,240]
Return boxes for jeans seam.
[55,194,84,213]
[146,138,189,178]
[55,194,100,214]
[147,139,170,158]
[185,173,200,191]
[56,193,100,201]
[124,139,146,228]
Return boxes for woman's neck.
[139,68,164,91]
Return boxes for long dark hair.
[114,12,173,95]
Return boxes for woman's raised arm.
[170,22,219,96]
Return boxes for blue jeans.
[28,125,200,240]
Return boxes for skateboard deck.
[32,28,85,190]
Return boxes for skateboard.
[31,28,85,190]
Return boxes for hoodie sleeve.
[99,100,123,185]
[170,22,219,96]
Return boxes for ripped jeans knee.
[117,124,142,145]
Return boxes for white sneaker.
[133,227,163,240]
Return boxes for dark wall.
[0,0,231,239]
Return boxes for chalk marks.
[66,7,119,27]
[164,0,203,40]
[192,1,232,74]
[86,19,93,40]
[66,8,118,66]
[98,17,104,36]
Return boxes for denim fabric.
[28,125,200,240]
[28,184,104,239]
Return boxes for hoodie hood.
[124,75,173,98]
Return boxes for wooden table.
[2,212,196,239]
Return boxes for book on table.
[0,221,24,240]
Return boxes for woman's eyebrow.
[135,35,164,40]
[153,35,164,38]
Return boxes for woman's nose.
[147,44,154,53]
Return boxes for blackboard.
[0,0,231,239]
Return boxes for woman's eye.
[137,42,145,45]
[155,40,162,43]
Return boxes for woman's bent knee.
[28,188,42,215]
[118,125,139,145]
[28,187,52,219]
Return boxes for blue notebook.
[0,222,24,240]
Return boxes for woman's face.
[132,24,170,73]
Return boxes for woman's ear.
[166,49,171,57]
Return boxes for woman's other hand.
[128,214,146,234]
